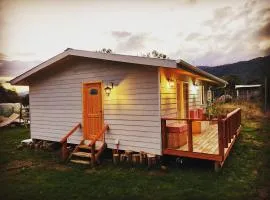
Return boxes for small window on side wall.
[89,88,98,95]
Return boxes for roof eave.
[176,59,228,87]
[10,49,177,85]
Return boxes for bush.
[0,103,21,117]
[213,101,264,120]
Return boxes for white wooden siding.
[29,59,161,155]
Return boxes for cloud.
[257,21,270,40]
[213,6,232,20]
[185,33,200,41]
[258,7,270,16]
[186,0,196,5]
[0,52,7,60]
[14,52,36,57]
[115,33,148,52]
[111,31,132,39]
[263,46,270,55]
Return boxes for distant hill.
[0,60,40,77]
[199,55,270,84]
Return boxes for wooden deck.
[178,124,219,154]
[161,108,242,168]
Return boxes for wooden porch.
[162,108,241,169]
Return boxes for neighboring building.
[11,49,232,166]
[235,84,262,101]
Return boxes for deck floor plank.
[177,124,219,155]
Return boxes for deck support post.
[187,119,193,152]
[61,141,69,161]
[161,119,167,150]
[214,161,221,172]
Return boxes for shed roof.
[10,48,227,86]
[235,84,262,89]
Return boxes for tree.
[21,94,29,107]
[142,50,169,59]
[0,84,20,103]
[222,75,241,97]
[98,48,113,54]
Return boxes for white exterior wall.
[29,59,161,155]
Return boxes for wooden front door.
[177,82,189,118]
[83,82,103,140]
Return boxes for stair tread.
[72,151,92,158]
[70,159,90,165]
[79,143,103,150]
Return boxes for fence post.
[187,119,193,152]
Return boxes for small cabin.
[11,49,241,168]
[235,84,262,101]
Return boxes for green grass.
[0,119,270,200]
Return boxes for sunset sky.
[0,0,270,66]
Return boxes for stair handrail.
[60,123,81,144]
[60,123,81,160]
[88,124,109,165]
[88,124,109,147]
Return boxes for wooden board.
[177,124,219,155]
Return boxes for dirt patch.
[51,164,71,172]
[36,161,72,172]
[85,168,97,174]
[5,160,33,171]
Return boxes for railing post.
[91,143,96,166]
[239,109,241,126]
[218,118,224,158]
[229,117,232,142]
[187,119,193,152]
[224,119,228,148]
[161,119,167,150]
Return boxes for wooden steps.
[70,159,90,165]
[72,151,92,158]
[68,139,106,166]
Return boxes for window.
[89,88,98,95]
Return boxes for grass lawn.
[0,118,270,200]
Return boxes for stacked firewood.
[112,150,160,169]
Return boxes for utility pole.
[265,76,268,113]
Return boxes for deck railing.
[218,108,241,160]
[161,108,241,162]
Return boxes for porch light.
[105,82,114,96]
[190,84,198,94]
[194,79,200,86]
[167,79,175,88]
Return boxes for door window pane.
[90,88,98,95]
